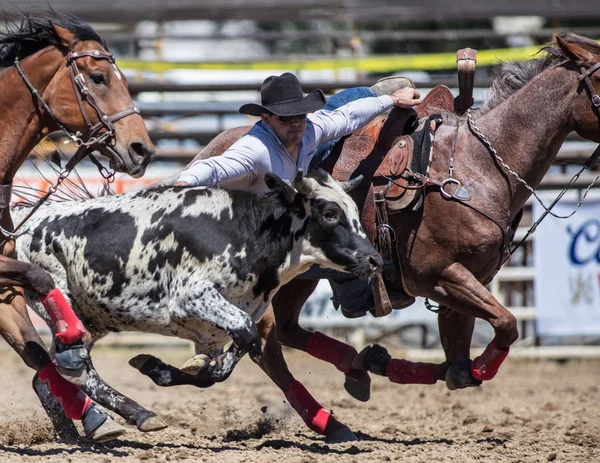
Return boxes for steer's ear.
[265,173,297,206]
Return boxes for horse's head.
[7,12,155,177]
[265,169,382,278]
[556,34,600,143]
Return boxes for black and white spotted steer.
[15,169,381,442]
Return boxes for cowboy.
[175,72,420,317]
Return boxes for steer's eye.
[323,210,338,223]
[90,73,105,85]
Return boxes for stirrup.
[54,340,88,385]
[82,404,126,443]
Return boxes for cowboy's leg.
[313,77,415,165]
[250,306,356,442]
[272,278,372,402]
[313,87,376,165]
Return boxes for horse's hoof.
[55,342,88,386]
[344,371,371,402]
[180,354,211,375]
[137,415,168,432]
[445,359,482,391]
[325,424,358,443]
[83,404,126,443]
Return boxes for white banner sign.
[534,200,600,336]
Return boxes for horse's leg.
[81,356,168,432]
[437,306,482,389]
[272,279,372,402]
[129,286,259,387]
[429,263,517,388]
[0,251,88,378]
[250,306,357,443]
[0,288,124,442]
[348,305,472,386]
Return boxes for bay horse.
[0,11,156,442]
[165,33,600,401]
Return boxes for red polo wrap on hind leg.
[306,331,356,373]
[40,288,86,345]
[284,380,331,435]
[386,359,436,384]
[471,338,509,381]
[39,363,91,420]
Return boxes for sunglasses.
[277,114,307,123]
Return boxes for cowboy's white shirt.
[176,95,394,194]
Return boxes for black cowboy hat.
[239,72,326,117]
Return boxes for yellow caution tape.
[118,45,544,73]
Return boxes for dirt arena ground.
[0,340,597,463]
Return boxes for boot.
[370,76,415,96]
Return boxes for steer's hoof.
[137,414,168,432]
[180,354,211,375]
[55,342,88,386]
[445,359,482,391]
[82,404,126,443]
[344,370,371,402]
[325,422,358,443]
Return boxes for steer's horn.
[293,169,313,196]
[340,175,364,192]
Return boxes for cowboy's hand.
[390,88,421,108]
[174,181,190,187]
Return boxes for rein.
[1,48,137,244]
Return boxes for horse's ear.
[556,35,596,67]
[52,24,77,49]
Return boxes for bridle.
[0,48,142,244]
[579,61,600,117]
[14,48,141,172]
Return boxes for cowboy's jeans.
[301,86,376,315]
[312,86,376,167]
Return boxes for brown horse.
[0,11,156,441]
[171,32,600,412]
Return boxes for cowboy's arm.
[175,137,261,187]
[309,88,420,144]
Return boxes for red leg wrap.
[40,288,86,345]
[284,380,331,435]
[387,359,436,384]
[306,331,356,373]
[39,363,92,420]
[471,338,509,381]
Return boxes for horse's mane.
[0,10,106,66]
[478,33,600,115]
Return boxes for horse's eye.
[90,73,105,85]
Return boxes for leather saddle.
[331,84,455,241]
